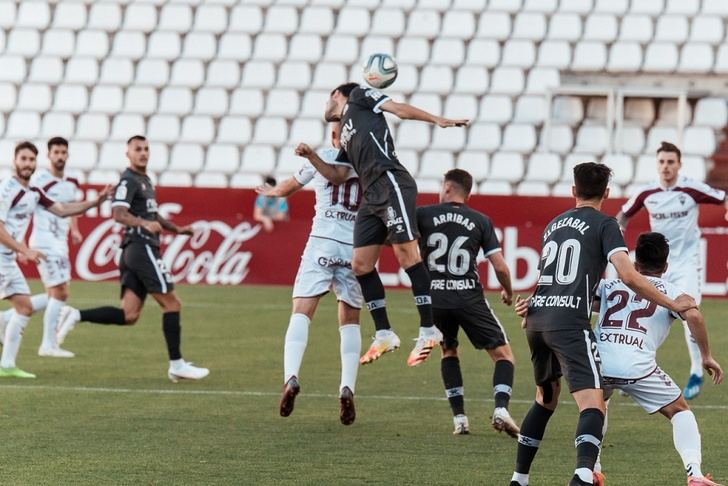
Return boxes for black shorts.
[119,242,174,300]
[433,299,508,350]
[353,170,419,247]
[526,329,603,393]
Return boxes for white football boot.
[453,414,470,435]
[38,346,75,358]
[492,407,520,438]
[56,306,81,345]
[168,360,210,383]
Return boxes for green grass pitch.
[1,281,726,485]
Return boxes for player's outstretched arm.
[294,144,350,184]
[380,100,469,128]
[256,178,303,198]
[0,221,45,263]
[682,307,724,385]
[487,252,513,305]
[156,214,195,236]
[112,206,162,234]
[50,185,112,218]
[615,211,630,231]
[610,251,697,313]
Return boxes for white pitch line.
[0,384,726,410]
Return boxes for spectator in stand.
[254,176,290,232]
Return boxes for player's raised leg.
[57,287,141,345]
[280,296,318,417]
[337,300,361,425]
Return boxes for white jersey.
[293,148,360,245]
[0,176,55,263]
[621,176,725,270]
[29,169,80,256]
[595,276,683,379]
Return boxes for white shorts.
[605,366,682,414]
[664,264,701,305]
[292,236,363,309]
[0,258,31,299]
[37,254,72,288]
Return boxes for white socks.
[42,297,64,349]
[283,313,310,383]
[1,314,30,368]
[683,321,704,377]
[339,324,360,394]
[511,472,528,485]
[672,410,703,478]
[1,293,48,324]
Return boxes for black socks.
[404,262,433,328]
[80,307,126,325]
[494,360,515,409]
[515,402,554,475]
[162,312,182,360]
[575,408,604,474]
[356,270,391,332]
[441,356,465,416]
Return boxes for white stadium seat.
[442,11,475,39]
[76,113,110,142]
[561,153,597,181]
[397,122,430,150]
[694,98,728,128]
[454,66,488,95]
[419,151,455,179]
[194,88,228,116]
[457,151,489,181]
[169,60,205,88]
[264,6,298,35]
[603,154,634,185]
[99,58,134,86]
[253,117,288,147]
[41,113,74,139]
[634,154,657,184]
[646,126,678,151]
[89,86,123,114]
[655,100,693,126]
[630,0,665,15]
[431,39,465,66]
[182,32,216,61]
[617,124,646,155]
[419,66,453,94]
[0,2,15,29]
[136,60,170,87]
[714,45,728,73]
[552,96,583,126]
[67,141,97,171]
[110,114,145,141]
[679,43,713,73]
[42,30,75,58]
[681,156,707,181]
[17,2,50,29]
[489,68,525,95]
[489,0,524,12]
[586,99,609,122]
[148,115,181,143]
[7,29,41,58]
[479,181,513,196]
[513,96,546,124]
[300,91,329,118]
[545,125,574,154]
[516,182,550,196]
[489,152,524,182]
[703,0,728,15]
[444,94,478,121]
[230,173,265,189]
[280,60,314,89]
[159,5,192,33]
[0,84,17,112]
[218,33,252,60]
[17,85,51,112]
[311,63,345,90]
[180,116,215,144]
[337,8,371,36]
[406,9,440,38]
[230,6,264,33]
[619,15,653,42]
[607,42,643,72]
[195,173,228,188]
[53,84,88,114]
[575,125,609,155]
[159,172,193,188]
[218,117,252,145]
[624,99,656,127]
[525,153,561,183]
[241,145,276,174]
[690,16,724,44]
[370,8,405,36]
[323,35,359,64]
[206,60,241,88]
[88,170,122,186]
[289,34,324,63]
[666,0,699,15]
[253,34,287,62]
[466,39,500,67]
[572,42,607,71]
[547,13,582,41]
[537,40,571,69]
[158,87,193,115]
[266,89,300,118]
[594,0,628,13]
[643,43,678,72]
[169,143,204,173]
[559,0,593,13]
[397,37,430,66]
[467,123,501,152]
[300,7,335,34]
[523,0,558,12]
[431,127,466,151]
[479,95,513,124]
[29,57,63,84]
[88,4,122,32]
[683,127,716,156]
[409,93,441,117]
[289,119,325,146]
[111,31,146,60]
[204,145,240,174]
[655,15,689,43]
[512,13,546,40]
[0,56,26,83]
[194,5,228,34]
[476,12,511,40]
[583,15,618,42]
[501,124,537,153]
[501,40,536,68]
[123,4,157,33]
[392,64,418,93]
[396,149,419,176]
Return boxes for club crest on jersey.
[146,199,158,213]
[679,194,686,205]
[385,206,404,231]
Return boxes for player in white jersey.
[256,123,363,425]
[593,232,723,486]
[27,137,84,357]
[617,141,728,400]
[0,141,109,378]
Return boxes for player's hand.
[71,229,83,245]
[22,248,45,264]
[671,294,698,313]
[501,290,513,306]
[95,185,113,205]
[514,295,530,318]
[142,220,163,234]
[255,184,276,197]
[295,143,315,158]
[177,225,195,236]
[437,117,470,128]
[703,355,724,385]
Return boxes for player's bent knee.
[441,347,458,359]
[489,344,514,363]
[659,396,690,419]
[536,381,561,410]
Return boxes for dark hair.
[573,162,612,200]
[635,232,670,273]
[656,141,681,161]
[331,83,359,97]
[127,135,147,145]
[264,176,277,186]
[47,136,69,151]
[14,141,38,157]
[444,169,473,197]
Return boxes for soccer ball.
[362,53,398,90]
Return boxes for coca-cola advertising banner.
[24,187,728,297]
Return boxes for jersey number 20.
[538,239,581,286]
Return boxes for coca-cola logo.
[76,202,261,285]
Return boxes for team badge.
[679,195,686,205]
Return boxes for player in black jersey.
[56,136,209,383]
[417,169,519,437]
[509,162,697,486]
[302,82,469,368]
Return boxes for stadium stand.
[0,0,726,195]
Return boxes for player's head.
[13,141,38,181]
[47,136,69,173]
[330,122,341,149]
[440,169,473,203]
[324,83,358,122]
[126,135,149,172]
[656,141,682,185]
[572,162,612,202]
[635,232,669,276]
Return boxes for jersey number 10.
[329,179,362,211]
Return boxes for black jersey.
[335,85,409,191]
[527,206,627,332]
[417,202,501,309]
[110,168,160,247]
